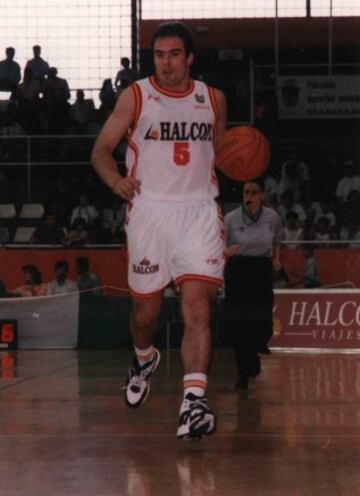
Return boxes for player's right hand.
[112,176,141,201]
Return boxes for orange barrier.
[1,248,360,292]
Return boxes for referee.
[224,177,283,389]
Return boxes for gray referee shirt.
[225,205,284,258]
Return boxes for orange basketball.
[215,125,270,182]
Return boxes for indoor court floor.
[0,348,359,496]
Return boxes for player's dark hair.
[151,22,194,56]
[243,176,265,192]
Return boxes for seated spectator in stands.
[277,190,307,228]
[114,57,137,91]
[69,89,95,133]
[47,260,78,295]
[12,264,47,297]
[339,219,360,248]
[14,67,43,134]
[292,245,321,288]
[1,100,26,138]
[301,245,321,288]
[62,217,89,247]
[335,159,360,205]
[100,196,126,243]
[283,211,304,249]
[263,173,278,207]
[99,78,116,117]
[311,197,337,231]
[43,67,71,134]
[277,152,309,203]
[70,193,99,228]
[339,189,360,227]
[25,45,49,86]
[312,216,333,247]
[75,256,102,295]
[0,47,21,91]
[30,212,66,245]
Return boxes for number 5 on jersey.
[174,142,190,166]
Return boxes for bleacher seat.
[13,226,36,243]
[0,204,16,218]
[19,203,45,219]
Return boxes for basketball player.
[91,22,227,440]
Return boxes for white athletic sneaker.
[177,392,216,440]
[124,348,161,408]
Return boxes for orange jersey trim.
[208,85,219,139]
[130,83,142,131]
[174,274,223,287]
[127,139,139,178]
[149,75,195,98]
[129,283,169,299]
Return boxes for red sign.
[271,290,360,349]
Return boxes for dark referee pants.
[224,255,273,377]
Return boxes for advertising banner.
[278,75,360,119]
[271,289,360,349]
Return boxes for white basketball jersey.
[126,76,219,202]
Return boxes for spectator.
[62,217,89,247]
[277,190,307,228]
[340,189,360,227]
[47,260,78,295]
[283,211,304,249]
[277,152,309,203]
[75,256,102,295]
[263,172,278,207]
[15,67,43,134]
[339,219,360,248]
[311,197,337,230]
[25,45,49,85]
[69,89,95,133]
[312,216,332,247]
[43,67,71,134]
[12,264,47,297]
[335,159,360,205]
[301,245,321,288]
[99,78,116,117]
[114,56,137,91]
[0,47,21,91]
[30,212,66,245]
[100,196,126,243]
[70,193,99,228]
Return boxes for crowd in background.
[0,45,359,251]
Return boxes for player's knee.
[132,308,158,331]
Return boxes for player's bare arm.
[91,86,141,201]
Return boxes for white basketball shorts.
[125,197,225,297]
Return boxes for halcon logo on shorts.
[132,257,159,274]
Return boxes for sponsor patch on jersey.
[132,257,160,274]
[195,93,205,103]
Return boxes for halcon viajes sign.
[278,75,360,119]
[271,290,360,349]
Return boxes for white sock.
[134,345,155,367]
[183,373,207,398]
